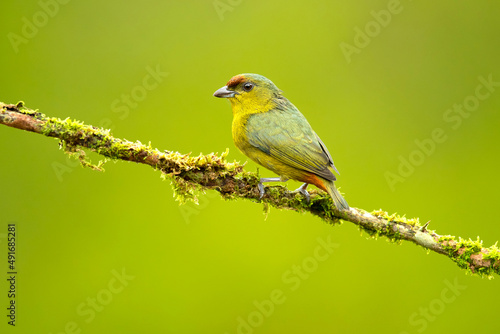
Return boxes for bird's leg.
[292,183,310,203]
[258,177,283,199]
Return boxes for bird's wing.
[315,134,339,175]
[246,105,337,181]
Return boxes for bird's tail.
[324,180,349,211]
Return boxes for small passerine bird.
[213,73,349,211]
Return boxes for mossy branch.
[1,101,499,278]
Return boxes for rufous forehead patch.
[226,75,245,88]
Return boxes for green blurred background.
[1,1,499,333]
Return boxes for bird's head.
[213,73,282,113]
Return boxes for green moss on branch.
[1,101,499,278]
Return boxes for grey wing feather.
[315,134,339,174]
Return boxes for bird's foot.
[292,183,310,203]
[258,177,282,199]
[258,182,265,199]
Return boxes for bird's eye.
[242,82,254,92]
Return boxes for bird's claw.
[257,177,282,199]
[292,183,310,203]
[258,183,265,199]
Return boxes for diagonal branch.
[1,101,499,278]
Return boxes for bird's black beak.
[213,86,237,98]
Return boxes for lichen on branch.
[1,101,499,278]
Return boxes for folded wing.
[246,102,338,182]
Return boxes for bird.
[213,73,349,211]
